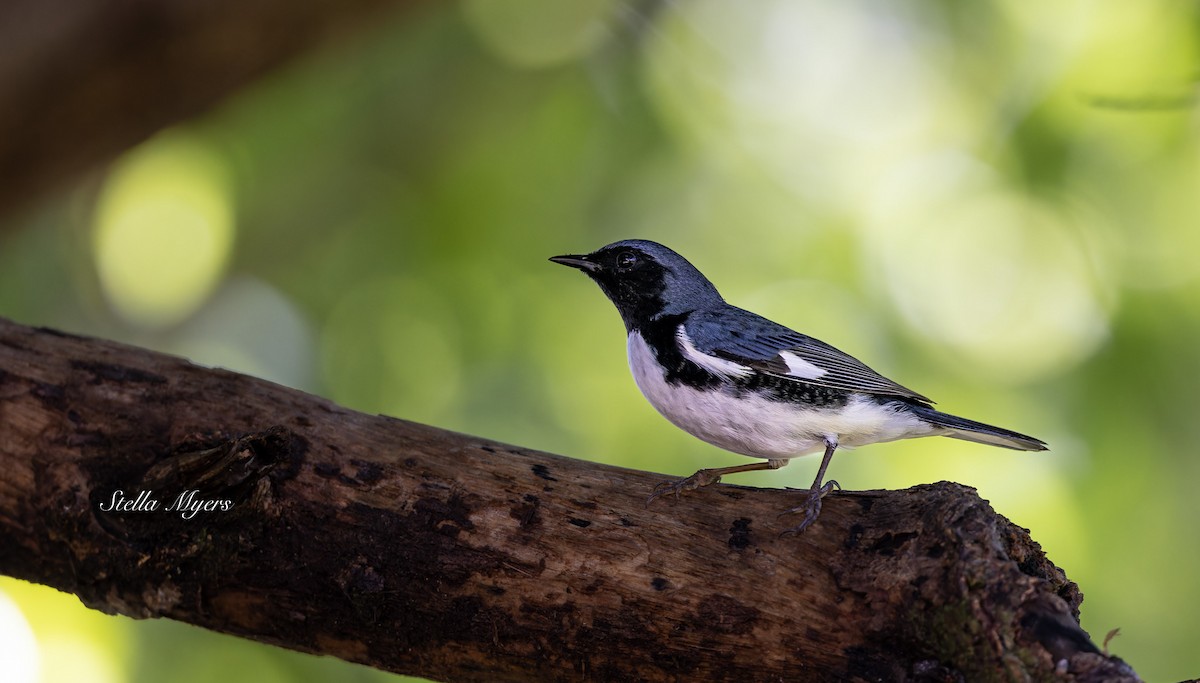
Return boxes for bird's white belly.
[627,333,931,459]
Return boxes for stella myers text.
[98,489,234,519]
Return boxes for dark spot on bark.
[30,381,66,410]
[618,517,633,527]
[69,359,167,384]
[651,577,669,591]
[67,409,83,425]
[843,646,905,681]
[414,494,475,536]
[337,558,386,622]
[351,459,382,485]
[263,427,306,482]
[1017,554,1050,580]
[870,531,918,556]
[339,496,507,597]
[857,497,875,511]
[485,585,505,595]
[292,415,312,427]
[314,462,341,478]
[348,563,384,594]
[66,430,108,448]
[531,464,557,481]
[568,517,591,528]
[572,500,598,510]
[511,494,541,529]
[580,578,604,595]
[845,523,865,549]
[695,594,760,635]
[728,518,752,550]
[926,543,945,559]
[480,444,496,453]
[439,596,486,636]
[403,457,418,467]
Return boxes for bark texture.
[0,317,1141,682]
[0,0,423,217]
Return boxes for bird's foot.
[778,479,841,536]
[646,469,724,506]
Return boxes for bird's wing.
[682,307,933,403]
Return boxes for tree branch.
[0,317,1140,682]
[0,0,425,218]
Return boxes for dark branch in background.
[0,318,1140,682]
[0,0,426,218]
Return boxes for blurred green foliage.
[1,0,1198,680]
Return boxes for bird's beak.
[549,254,600,273]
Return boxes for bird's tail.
[907,404,1047,451]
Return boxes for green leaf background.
[2,1,1198,680]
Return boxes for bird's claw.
[778,479,841,536]
[645,469,722,506]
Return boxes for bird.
[550,239,1047,534]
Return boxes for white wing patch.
[778,351,828,380]
[676,326,753,379]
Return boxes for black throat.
[588,265,669,333]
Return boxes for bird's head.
[550,240,724,331]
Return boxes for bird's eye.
[616,251,638,271]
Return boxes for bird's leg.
[779,437,840,535]
[646,458,789,506]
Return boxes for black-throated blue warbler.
[550,239,1047,534]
